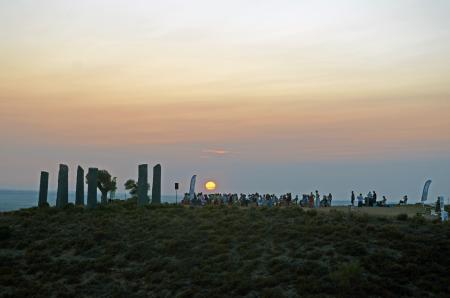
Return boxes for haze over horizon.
[1,0,450,201]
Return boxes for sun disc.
[205,181,216,191]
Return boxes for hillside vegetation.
[1,200,449,297]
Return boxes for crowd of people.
[350,191,408,208]
[181,191,333,208]
[180,190,414,208]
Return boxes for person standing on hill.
[358,193,364,207]
[372,191,377,207]
[435,197,441,212]
[315,190,320,208]
[351,191,355,206]
[309,192,315,208]
[367,192,373,206]
[328,193,333,206]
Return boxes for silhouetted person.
[400,195,408,205]
[366,192,373,206]
[358,193,364,207]
[435,197,441,212]
[376,195,387,207]
[351,191,355,206]
[309,192,315,208]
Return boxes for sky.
[1,0,450,201]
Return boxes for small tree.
[109,177,117,201]
[124,179,149,199]
[124,179,138,198]
[86,170,117,204]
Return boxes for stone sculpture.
[75,166,84,206]
[138,164,149,206]
[152,164,161,204]
[38,171,49,207]
[56,164,69,208]
[87,168,98,209]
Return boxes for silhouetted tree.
[124,179,137,198]
[86,170,117,204]
[124,179,149,199]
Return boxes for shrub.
[0,226,11,240]
[338,240,367,257]
[330,262,363,289]
[306,209,318,217]
[63,203,75,209]
[396,213,409,221]
[261,287,284,298]
[39,202,50,208]
[411,214,426,225]
[366,224,376,232]
[354,213,370,223]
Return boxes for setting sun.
[205,181,217,191]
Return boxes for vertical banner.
[421,180,432,202]
[189,175,197,201]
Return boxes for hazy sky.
[1,0,450,201]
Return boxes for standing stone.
[56,164,69,208]
[152,164,162,205]
[138,164,149,206]
[87,168,98,209]
[75,166,85,206]
[38,171,49,207]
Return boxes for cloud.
[202,149,231,155]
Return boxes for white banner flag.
[189,175,197,201]
[421,180,432,202]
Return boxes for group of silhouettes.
[182,191,333,208]
[181,190,414,208]
[350,191,408,207]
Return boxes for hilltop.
[0,201,449,297]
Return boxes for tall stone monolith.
[38,171,49,207]
[87,168,98,209]
[152,164,161,205]
[56,164,69,208]
[138,164,149,206]
[75,166,84,206]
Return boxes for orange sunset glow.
[0,0,450,200]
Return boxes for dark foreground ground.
[0,200,449,297]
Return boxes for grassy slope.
[0,201,449,298]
